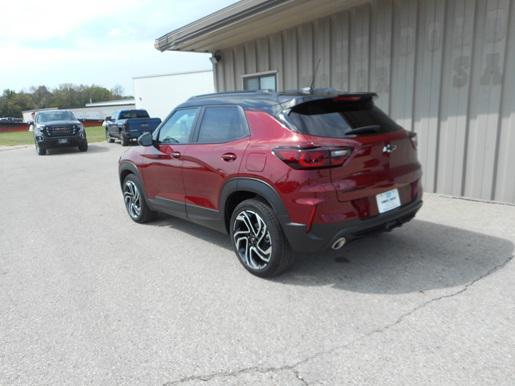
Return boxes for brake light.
[273,146,352,170]
[408,132,417,149]
[333,96,362,102]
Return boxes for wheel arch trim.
[119,161,140,186]
[220,177,290,232]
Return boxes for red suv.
[119,89,422,277]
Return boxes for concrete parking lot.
[1,143,514,385]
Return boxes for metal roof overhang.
[155,0,365,53]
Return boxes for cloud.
[0,39,211,94]
[0,0,143,42]
[0,0,236,93]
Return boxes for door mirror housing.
[137,132,153,147]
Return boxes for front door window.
[158,108,199,144]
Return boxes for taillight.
[408,132,417,149]
[273,146,352,170]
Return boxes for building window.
[243,72,277,91]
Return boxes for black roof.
[179,89,377,111]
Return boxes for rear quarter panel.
[243,111,422,226]
[242,110,337,225]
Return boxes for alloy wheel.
[123,180,142,219]
[233,210,272,270]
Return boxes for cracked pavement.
[1,144,515,385]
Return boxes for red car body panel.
[182,138,249,210]
[242,110,422,226]
[139,144,186,203]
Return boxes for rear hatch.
[120,110,162,134]
[126,118,162,134]
[284,94,421,213]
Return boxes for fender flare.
[219,177,290,227]
[119,161,144,190]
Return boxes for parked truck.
[105,109,161,146]
[32,110,88,155]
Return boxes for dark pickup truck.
[33,110,88,155]
[105,109,161,146]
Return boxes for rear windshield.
[285,100,400,138]
[119,110,149,119]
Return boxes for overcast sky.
[0,0,236,95]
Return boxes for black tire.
[106,129,114,143]
[121,135,129,146]
[230,199,295,277]
[122,174,156,223]
[78,141,88,152]
[35,140,46,156]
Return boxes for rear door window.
[196,106,247,143]
[286,100,400,138]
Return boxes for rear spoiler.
[281,92,378,113]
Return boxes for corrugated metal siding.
[214,0,515,204]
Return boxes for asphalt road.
[1,143,514,385]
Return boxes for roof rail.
[188,89,276,100]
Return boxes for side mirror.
[105,116,111,121]
[137,132,153,147]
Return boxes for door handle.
[222,153,237,161]
[171,151,181,159]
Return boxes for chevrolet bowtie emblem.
[383,144,398,153]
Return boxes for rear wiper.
[346,125,381,135]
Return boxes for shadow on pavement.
[151,216,513,294]
[46,143,110,155]
[279,219,513,294]
[152,215,232,249]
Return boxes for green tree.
[0,84,131,118]
[30,86,53,109]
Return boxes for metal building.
[155,0,515,204]
[133,70,214,120]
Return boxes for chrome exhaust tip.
[331,237,347,250]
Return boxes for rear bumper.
[124,132,142,139]
[124,129,154,139]
[282,199,423,252]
